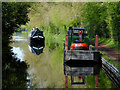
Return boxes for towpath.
[90,41,120,63]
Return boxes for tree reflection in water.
[2,46,30,88]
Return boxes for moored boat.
[28,28,45,55]
[30,28,45,42]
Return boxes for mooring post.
[95,35,98,50]
[78,76,82,80]
[79,30,82,41]
[95,75,98,88]
[65,34,68,50]
[95,35,98,88]
[65,75,68,88]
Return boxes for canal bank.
[9,32,117,88]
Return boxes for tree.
[2,2,30,47]
[82,2,109,38]
[2,2,31,88]
[108,2,120,43]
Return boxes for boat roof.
[68,28,85,30]
[73,28,85,30]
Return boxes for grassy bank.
[44,32,65,45]
[100,51,120,71]
[90,37,120,50]
[99,38,120,50]
[90,37,120,71]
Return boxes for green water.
[10,32,116,88]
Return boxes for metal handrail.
[102,58,120,74]
[102,58,120,88]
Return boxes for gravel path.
[90,41,120,63]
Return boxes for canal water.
[10,32,116,88]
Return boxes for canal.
[10,32,116,88]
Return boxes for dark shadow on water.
[28,39,45,55]
[64,60,102,67]
[64,61,102,87]
[2,46,30,88]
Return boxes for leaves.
[81,2,120,46]
[2,2,30,34]
[2,2,31,88]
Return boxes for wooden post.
[95,75,98,88]
[65,34,68,50]
[95,35,98,88]
[95,35,98,50]
[79,30,82,41]
[65,75,68,88]
[78,76,82,80]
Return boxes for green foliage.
[2,46,29,88]
[82,2,108,38]
[99,37,120,50]
[98,70,115,88]
[2,2,30,31]
[2,2,30,46]
[81,2,120,49]
[27,2,84,34]
[44,31,65,52]
[27,2,120,48]
[108,2,120,43]
[2,2,31,88]
[2,2,120,88]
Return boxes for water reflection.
[28,29,45,55]
[13,36,27,41]
[10,32,116,88]
[64,62,102,88]
[11,47,25,62]
[28,40,45,55]
[3,46,29,88]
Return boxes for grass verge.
[99,38,120,50]
[90,37,120,50]
[100,51,120,71]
